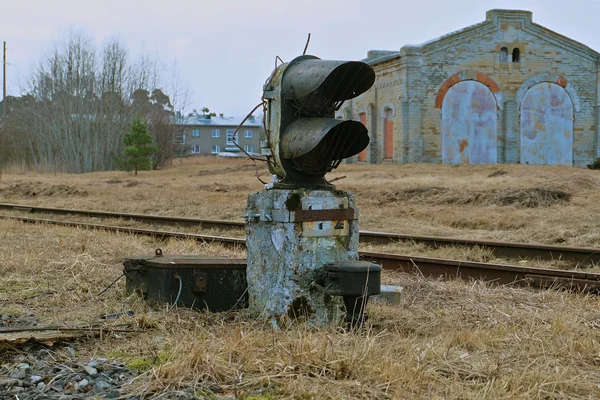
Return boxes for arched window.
[512,48,520,63]
[500,47,508,63]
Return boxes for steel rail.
[4,214,600,293]
[0,215,245,246]
[1,202,599,266]
[0,203,242,231]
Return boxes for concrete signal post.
[244,55,381,327]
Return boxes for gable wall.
[347,10,600,166]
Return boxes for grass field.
[3,157,600,246]
[2,158,600,398]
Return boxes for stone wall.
[345,9,600,167]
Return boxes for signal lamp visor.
[281,119,369,177]
[283,59,376,115]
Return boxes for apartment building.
[178,113,264,156]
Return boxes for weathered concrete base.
[245,189,360,326]
[371,285,403,305]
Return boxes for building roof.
[363,9,600,67]
[362,50,400,66]
[178,114,263,127]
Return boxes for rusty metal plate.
[296,195,353,237]
[520,82,573,165]
[294,208,354,222]
[442,80,497,164]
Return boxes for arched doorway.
[520,82,573,165]
[357,112,367,162]
[383,108,394,160]
[441,80,498,164]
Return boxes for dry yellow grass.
[2,219,600,398]
[3,158,600,398]
[2,157,600,246]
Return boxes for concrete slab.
[371,285,403,305]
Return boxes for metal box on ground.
[123,252,248,312]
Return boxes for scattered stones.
[0,313,38,328]
[106,390,121,399]
[9,386,25,394]
[83,365,98,377]
[94,379,112,391]
[0,346,213,399]
[9,368,27,379]
[76,378,89,391]
[0,378,20,388]
[0,348,138,400]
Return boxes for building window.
[226,129,237,145]
[500,47,508,63]
[244,129,253,139]
[192,129,200,137]
[192,144,200,154]
[512,48,520,62]
[244,145,254,153]
[211,145,220,154]
[211,129,220,138]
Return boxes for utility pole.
[2,41,6,121]
[1,41,6,179]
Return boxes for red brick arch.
[435,72,501,109]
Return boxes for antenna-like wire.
[303,33,311,55]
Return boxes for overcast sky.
[2,0,599,116]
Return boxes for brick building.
[341,9,600,166]
[177,114,264,156]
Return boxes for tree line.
[0,31,190,173]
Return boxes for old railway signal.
[262,55,375,188]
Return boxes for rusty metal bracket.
[271,208,355,223]
[193,272,208,293]
[294,208,355,222]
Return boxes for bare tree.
[2,31,190,173]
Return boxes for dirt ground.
[2,158,600,399]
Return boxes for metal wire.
[229,101,269,184]
[97,272,125,297]
[303,33,311,55]
[168,275,183,313]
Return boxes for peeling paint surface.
[442,80,498,164]
[245,189,359,327]
[520,82,573,165]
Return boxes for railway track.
[4,213,600,293]
[1,202,599,267]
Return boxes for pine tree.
[120,117,157,175]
